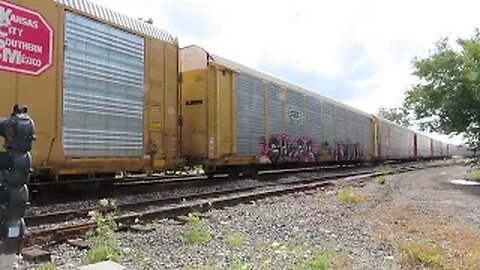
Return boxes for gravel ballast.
[23,164,480,270]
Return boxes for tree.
[404,29,480,149]
[377,106,412,127]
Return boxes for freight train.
[0,0,469,184]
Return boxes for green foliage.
[182,213,213,244]
[378,107,412,127]
[85,199,120,264]
[294,253,331,270]
[376,175,386,185]
[36,263,56,270]
[133,252,156,267]
[398,241,445,267]
[404,29,480,148]
[468,170,480,181]
[336,186,367,204]
[225,232,244,249]
[230,256,252,270]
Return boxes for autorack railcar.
[0,0,181,182]
[180,45,376,176]
[375,117,415,160]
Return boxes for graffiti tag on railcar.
[0,1,53,76]
[259,133,318,163]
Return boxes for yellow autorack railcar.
[0,0,181,181]
[180,45,376,177]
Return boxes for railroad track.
[28,163,371,206]
[22,160,451,248]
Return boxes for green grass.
[376,175,386,185]
[85,246,120,264]
[336,186,367,204]
[84,199,121,264]
[398,241,445,267]
[469,170,480,181]
[182,213,213,244]
[36,263,56,270]
[231,256,253,270]
[225,232,244,249]
[295,253,331,270]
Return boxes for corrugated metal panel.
[378,119,414,159]
[210,51,371,119]
[63,12,144,157]
[55,0,176,43]
[361,116,373,156]
[321,101,335,155]
[346,111,357,142]
[268,84,283,136]
[285,89,305,137]
[335,107,347,141]
[306,98,321,143]
[236,73,265,157]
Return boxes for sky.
[90,0,479,144]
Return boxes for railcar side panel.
[416,133,431,158]
[0,0,179,178]
[285,89,305,138]
[320,102,335,160]
[267,84,284,136]
[235,73,265,157]
[62,12,145,157]
[376,118,414,159]
[306,99,322,153]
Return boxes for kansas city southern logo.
[0,1,53,76]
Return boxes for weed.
[84,199,120,264]
[294,253,331,270]
[36,263,56,270]
[134,252,156,267]
[231,256,252,270]
[336,186,367,204]
[225,232,244,249]
[468,170,480,181]
[376,175,386,185]
[398,240,445,267]
[190,266,219,270]
[182,213,213,244]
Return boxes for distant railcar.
[0,0,181,181]
[180,45,375,176]
[415,133,432,158]
[375,117,415,160]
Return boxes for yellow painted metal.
[181,63,235,160]
[217,68,234,157]
[181,69,208,157]
[0,0,179,176]
[153,159,166,168]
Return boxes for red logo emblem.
[0,1,53,76]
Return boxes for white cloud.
[90,0,479,144]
